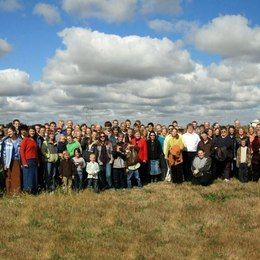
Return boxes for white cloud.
[0,0,22,12]
[193,15,260,61]
[0,69,31,96]
[62,0,136,23]
[43,28,194,84]
[33,3,61,24]
[140,0,182,15]
[0,38,12,57]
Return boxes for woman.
[247,126,256,148]
[2,126,22,195]
[97,133,113,189]
[20,126,38,193]
[157,126,168,180]
[251,129,260,182]
[41,132,58,192]
[147,131,162,183]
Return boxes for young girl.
[72,148,86,191]
[59,151,77,193]
[86,154,100,193]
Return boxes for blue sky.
[0,0,260,124]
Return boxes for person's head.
[207,128,213,138]
[234,119,241,129]
[214,128,220,136]
[63,150,70,160]
[57,120,64,129]
[67,120,73,128]
[85,127,92,136]
[50,122,56,132]
[134,131,141,140]
[99,132,107,142]
[12,119,20,130]
[117,133,124,142]
[256,123,260,132]
[149,131,156,140]
[104,121,112,131]
[48,132,55,142]
[28,127,36,138]
[59,134,66,143]
[7,126,16,138]
[197,149,205,159]
[66,135,73,143]
[120,122,126,131]
[172,121,178,128]
[74,148,81,158]
[66,127,72,136]
[95,124,102,132]
[228,125,235,135]
[112,119,119,128]
[34,124,41,134]
[39,126,46,137]
[186,123,194,134]
[204,122,210,129]
[171,128,178,137]
[125,119,131,129]
[147,122,154,132]
[248,126,255,135]
[240,139,247,147]
[238,127,245,137]
[20,125,28,137]
[168,125,174,133]
[221,127,227,137]
[199,125,205,133]
[257,129,260,137]
[76,131,82,141]
[156,124,162,134]
[89,153,96,162]
[44,123,50,132]
[112,127,120,136]
[192,121,198,129]
[161,126,167,136]
[201,132,208,141]
[0,130,4,140]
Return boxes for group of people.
[0,118,259,195]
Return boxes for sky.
[0,0,260,126]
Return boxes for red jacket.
[131,137,148,162]
[20,137,38,166]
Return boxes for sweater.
[130,137,148,162]
[66,141,81,157]
[147,139,162,160]
[236,146,251,167]
[251,136,260,165]
[163,135,184,159]
[59,159,77,178]
[20,137,38,166]
[86,161,100,179]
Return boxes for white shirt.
[86,161,100,179]
[183,132,200,152]
[240,147,247,163]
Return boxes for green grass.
[0,179,259,259]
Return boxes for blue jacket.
[2,137,22,169]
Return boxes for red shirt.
[20,137,38,165]
[131,137,148,162]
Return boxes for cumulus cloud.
[0,38,12,57]
[0,69,31,96]
[193,15,260,61]
[0,0,22,12]
[62,0,136,23]
[43,28,194,84]
[33,3,61,24]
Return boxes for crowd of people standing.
[0,118,259,195]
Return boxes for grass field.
[0,180,259,259]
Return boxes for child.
[72,148,86,191]
[236,139,251,183]
[59,150,77,192]
[86,154,100,192]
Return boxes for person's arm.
[143,139,148,162]
[81,158,86,169]
[20,139,28,167]
[199,158,212,173]
[41,142,48,160]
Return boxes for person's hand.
[4,166,7,171]
[23,164,28,168]
[72,175,75,180]
[143,160,146,163]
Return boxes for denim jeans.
[74,172,83,191]
[45,162,56,191]
[87,178,99,192]
[127,169,142,188]
[100,163,112,188]
[23,159,38,193]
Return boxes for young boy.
[236,139,251,183]
[86,154,100,192]
[59,150,77,192]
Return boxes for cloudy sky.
[0,0,259,125]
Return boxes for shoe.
[224,178,230,182]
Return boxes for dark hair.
[50,121,56,126]
[74,148,81,155]
[186,123,193,129]
[221,126,227,131]
[148,122,154,127]
[104,121,112,128]
[8,125,16,132]
[12,119,20,124]
[198,148,205,153]
[149,130,156,137]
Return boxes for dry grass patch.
[0,180,259,259]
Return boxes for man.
[213,126,233,182]
[182,123,201,181]
[12,119,20,135]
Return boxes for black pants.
[192,173,212,186]
[171,163,184,184]
[238,163,249,183]
[252,163,260,182]
[183,151,196,181]
[215,160,231,179]
[159,154,167,181]
[139,162,149,185]
[113,168,126,189]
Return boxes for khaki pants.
[62,176,72,193]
